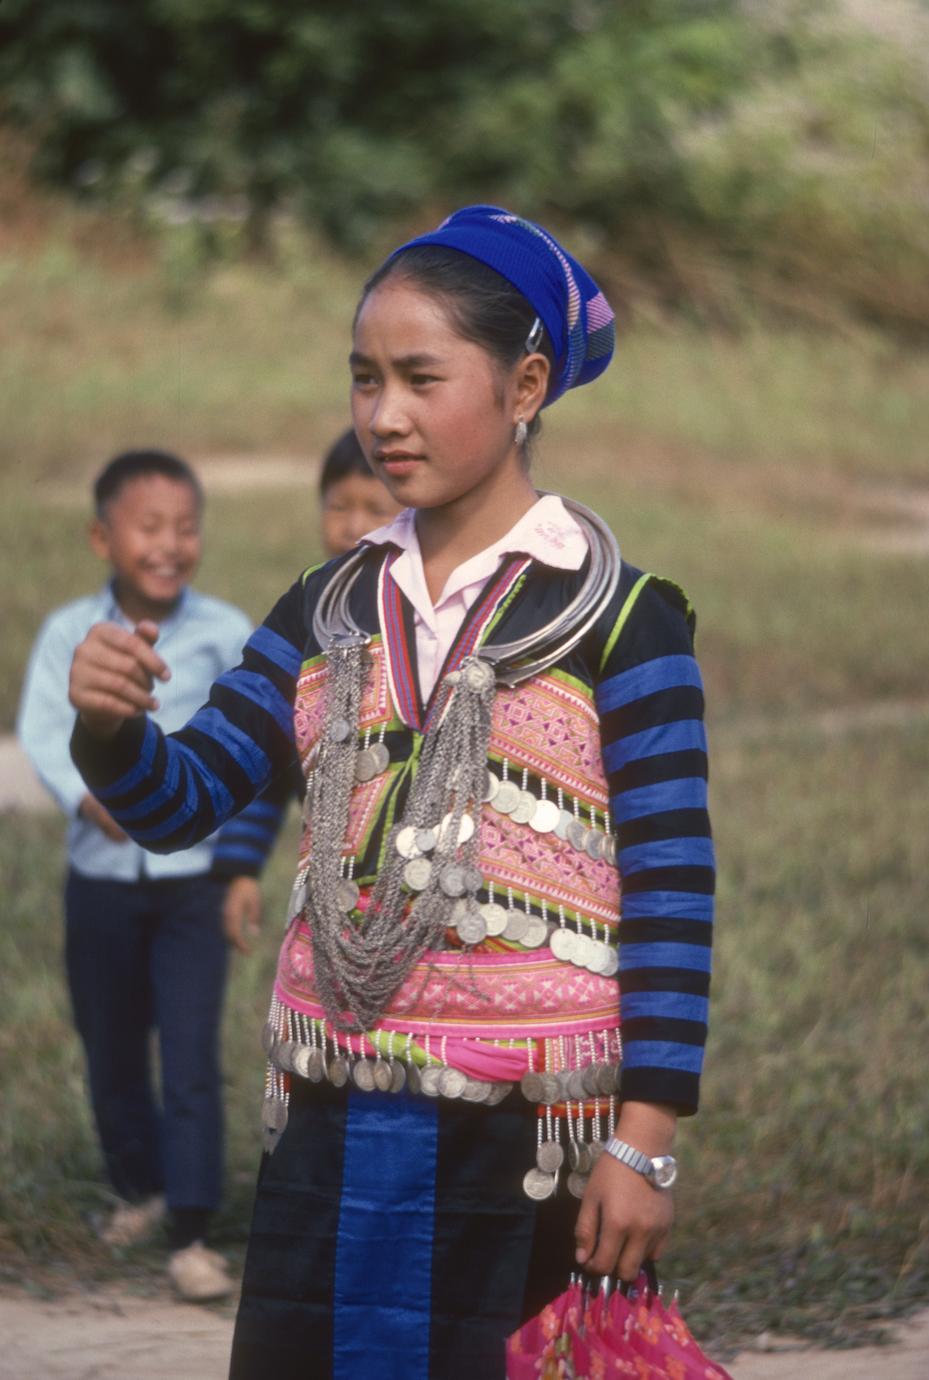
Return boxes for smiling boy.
[17,450,283,1301]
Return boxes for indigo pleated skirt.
[229,1076,577,1380]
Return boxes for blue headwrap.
[389,205,616,406]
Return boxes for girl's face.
[350,278,523,513]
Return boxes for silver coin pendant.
[403,856,432,891]
[550,928,575,962]
[521,915,549,949]
[438,1067,467,1099]
[335,877,360,912]
[566,819,589,852]
[520,1071,544,1103]
[511,791,538,826]
[566,1170,589,1200]
[523,1168,557,1201]
[480,901,509,937]
[328,1055,349,1088]
[456,910,488,946]
[536,1140,565,1173]
[368,742,390,775]
[502,910,529,943]
[492,780,520,815]
[529,798,561,834]
[354,748,380,783]
[439,864,466,898]
[395,826,420,859]
[352,1058,376,1092]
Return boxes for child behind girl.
[68,206,714,1379]
[319,427,402,557]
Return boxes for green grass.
[675,717,929,1346]
[550,324,929,482]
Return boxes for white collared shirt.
[362,494,588,701]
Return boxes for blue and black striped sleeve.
[71,577,308,853]
[209,769,298,879]
[596,573,714,1114]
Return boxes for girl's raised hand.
[69,619,171,739]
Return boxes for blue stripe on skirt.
[229,1076,577,1380]
[334,1090,438,1380]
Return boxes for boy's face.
[90,474,202,620]
[321,471,401,557]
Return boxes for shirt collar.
[363,494,588,575]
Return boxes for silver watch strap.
[604,1136,654,1178]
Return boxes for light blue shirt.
[17,584,253,881]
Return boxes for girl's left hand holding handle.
[69,619,170,739]
[574,1152,674,1282]
[574,1100,677,1282]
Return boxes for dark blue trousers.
[65,869,228,1212]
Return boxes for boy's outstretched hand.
[79,792,129,842]
[69,620,170,738]
[222,876,264,955]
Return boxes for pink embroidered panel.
[293,641,398,865]
[276,920,619,1039]
[489,672,609,809]
[293,640,394,764]
[479,811,620,925]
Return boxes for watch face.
[652,1156,678,1189]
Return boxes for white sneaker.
[167,1240,235,1302]
[97,1194,166,1248]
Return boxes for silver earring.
[514,418,528,447]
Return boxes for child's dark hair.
[94,449,204,518]
[357,247,556,444]
[320,429,373,496]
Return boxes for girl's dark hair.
[319,428,371,495]
[93,449,203,518]
[357,247,555,443]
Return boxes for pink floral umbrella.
[506,1269,733,1380]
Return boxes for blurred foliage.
[1,0,928,328]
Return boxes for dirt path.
[0,1288,233,1380]
[0,1287,927,1378]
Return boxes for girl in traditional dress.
[68,206,714,1380]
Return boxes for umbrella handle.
[575,1258,660,1299]
[619,1258,660,1297]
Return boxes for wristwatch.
[604,1136,678,1189]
